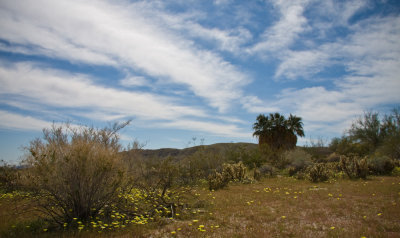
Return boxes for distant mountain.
[121,142,258,160]
[121,142,332,161]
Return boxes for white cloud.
[256,12,400,132]
[0,62,206,121]
[274,48,331,79]
[0,61,254,139]
[119,76,148,87]
[0,0,249,112]
[182,23,252,54]
[248,0,310,55]
[158,119,250,138]
[313,0,369,26]
[0,110,50,131]
[241,96,280,114]
[269,11,400,134]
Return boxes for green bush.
[306,163,330,182]
[339,155,369,179]
[367,155,395,175]
[330,108,400,159]
[329,136,369,157]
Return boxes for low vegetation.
[0,108,399,237]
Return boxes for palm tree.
[253,113,305,150]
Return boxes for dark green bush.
[330,108,400,159]
[367,155,395,175]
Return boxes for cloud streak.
[0,0,249,112]
[0,61,251,138]
[248,0,310,55]
[0,61,205,120]
[0,110,50,131]
[243,1,400,137]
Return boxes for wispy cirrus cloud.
[0,110,50,131]
[157,119,250,138]
[248,0,310,55]
[0,0,249,112]
[0,61,251,138]
[0,61,205,120]
[272,15,400,134]
[244,0,400,137]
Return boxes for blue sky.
[1,0,400,162]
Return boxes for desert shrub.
[222,161,246,182]
[180,149,225,185]
[392,167,400,176]
[287,166,297,177]
[348,111,383,155]
[329,136,368,156]
[0,160,21,192]
[208,171,229,191]
[367,155,395,175]
[330,108,400,159]
[208,162,247,190]
[378,108,400,159]
[258,164,277,177]
[339,155,369,179]
[306,163,330,182]
[253,168,261,180]
[128,156,196,218]
[256,144,286,168]
[22,122,128,226]
[325,153,341,163]
[223,144,267,169]
[282,148,313,175]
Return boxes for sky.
[0,0,400,163]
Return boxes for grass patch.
[1,176,400,237]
